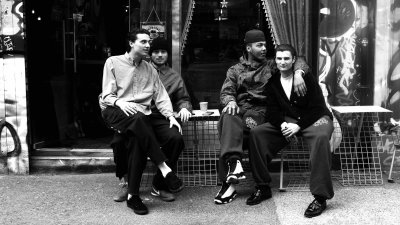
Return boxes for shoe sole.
[214,192,237,205]
[304,207,326,218]
[246,195,272,206]
[304,211,324,218]
[150,191,175,202]
[127,205,149,215]
[133,209,149,215]
[113,197,127,202]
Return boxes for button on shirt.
[101,52,173,118]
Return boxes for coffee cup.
[199,102,208,112]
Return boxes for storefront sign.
[141,22,165,39]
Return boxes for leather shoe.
[151,186,175,202]
[165,171,184,193]
[246,186,272,205]
[113,183,128,202]
[127,195,148,215]
[304,199,326,218]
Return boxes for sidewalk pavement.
[1,172,400,225]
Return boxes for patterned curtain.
[262,0,312,62]
[180,0,195,55]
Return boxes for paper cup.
[199,102,208,112]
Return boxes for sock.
[158,162,172,177]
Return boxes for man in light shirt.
[100,28,183,215]
[108,37,192,206]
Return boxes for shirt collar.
[151,62,169,76]
[240,56,267,69]
[124,52,142,66]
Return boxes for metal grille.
[331,106,392,186]
[139,110,220,189]
[177,110,220,187]
[281,137,310,191]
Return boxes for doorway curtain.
[181,0,195,55]
[262,0,313,63]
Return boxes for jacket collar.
[240,56,267,70]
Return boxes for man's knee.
[249,125,263,137]
[168,131,184,143]
[314,132,331,143]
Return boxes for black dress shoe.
[165,171,184,193]
[127,195,148,215]
[304,199,327,218]
[246,186,272,205]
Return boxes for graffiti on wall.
[318,0,370,107]
[384,0,400,119]
[0,0,24,52]
[0,0,28,174]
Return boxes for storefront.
[1,0,399,174]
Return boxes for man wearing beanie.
[99,29,185,215]
[214,29,310,204]
[105,37,192,211]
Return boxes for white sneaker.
[226,160,246,184]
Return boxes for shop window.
[182,0,274,109]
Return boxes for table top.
[331,105,392,113]
[191,109,220,117]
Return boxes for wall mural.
[0,0,28,174]
[376,0,400,119]
[318,0,370,107]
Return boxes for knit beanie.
[149,38,169,55]
[244,29,265,44]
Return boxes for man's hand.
[169,116,182,134]
[293,70,307,97]
[116,100,138,116]
[281,122,300,138]
[178,108,192,123]
[222,101,240,115]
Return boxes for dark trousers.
[217,112,250,181]
[148,112,184,191]
[249,116,334,199]
[105,108,184,193]
[102,107,170,195]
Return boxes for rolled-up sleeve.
[102,58,119,107]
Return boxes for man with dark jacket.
[247,44,334,218]
[214,29,310,204]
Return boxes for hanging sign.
[140,21,165,39]
[140,6,165,40]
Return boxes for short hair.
[125,28,150,52]
[275,44,297,58]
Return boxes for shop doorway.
[182,0,274,110]
[26,0,133,150]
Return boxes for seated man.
[100,29,184,215]
[109,37,192,204]
[214,29,310,204]
[247,44,334,218]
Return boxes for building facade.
[0,0,399,174]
